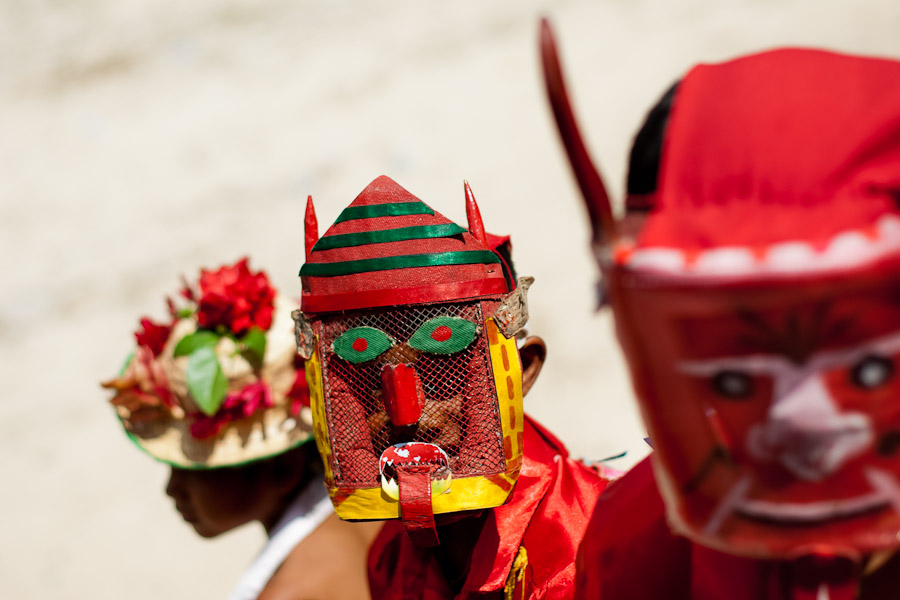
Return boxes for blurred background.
[2,0,899,597]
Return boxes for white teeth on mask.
[766,242,816,271]
[693,247,755,273]
[380,474,400,500]
[431,472,453,495]
[379,471,453,500]
[378,442,452,501]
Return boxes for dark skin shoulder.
[258,515,383,600]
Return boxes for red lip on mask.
[379,442,452,498]
[379,442,452,547]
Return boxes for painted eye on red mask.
[332,327,395,364]
[849,355,894,390]
[710,370,755,400]
[408,316,477,355]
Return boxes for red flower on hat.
[134,317,173,357]
[189,381,274,439]
[196,258,275,335]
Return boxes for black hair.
[626,81,680,200]
[493,239,517,288]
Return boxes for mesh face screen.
[318,300,505,488]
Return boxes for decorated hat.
[299,176,510,313]
[102,258,313,469]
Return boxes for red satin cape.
[367,415,607,600]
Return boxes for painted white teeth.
[878,214,900,239]
[628,248,685,272]
[693,247,755,273]
[378,442,452,501]
[379,469,452,500]
[380,474,400,500]
[431,472,453,495]
[766,242,816,271]
[379,472,452,499]
[823,231,870,268]
[621,214,900,277]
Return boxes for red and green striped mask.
[299,176,510,314]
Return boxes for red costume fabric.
[368,414,607,600]
[640,48,900,252]
[576,457,900,600]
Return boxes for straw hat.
[102,258,313,468]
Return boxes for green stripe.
[300,250,501,277]
[335,202,434,223]
[313,223,467,251]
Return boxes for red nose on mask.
[381,364,425,426]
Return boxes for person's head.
[165,443,319,537]
[293,176,542,545]
[102,258,316,531]
[542,25,900,561]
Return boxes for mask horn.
[464,180,489,246]
[304,195,319,259]
[539,18,616,247]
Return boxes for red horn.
[539,18,616,247]
[464,180,489,246]
[304,195,319,259]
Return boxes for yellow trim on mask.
[305,346,334,485]
[331,471,517,520]
[486,317,525,476]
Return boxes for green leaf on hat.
[173,331,220,357]
[186,346,228,416]
[240,327,267,369]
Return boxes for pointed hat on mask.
[300,176,509,313]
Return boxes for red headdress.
[300,176,509,313]
[635,48,900,272]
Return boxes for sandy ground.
[2,1,899,598]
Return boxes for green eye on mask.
[332,327,395,363]
[408,316,477,355]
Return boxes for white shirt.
[227,481,333,600]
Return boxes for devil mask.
[294,176,531,545]
[542,30,900,560]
